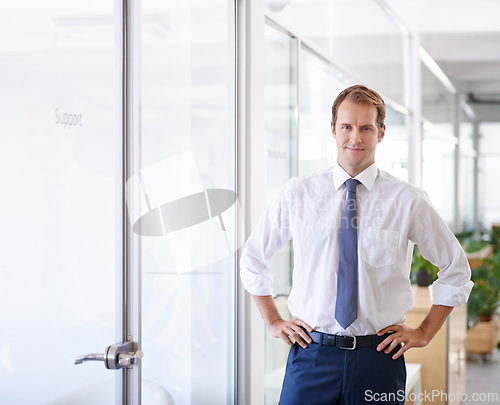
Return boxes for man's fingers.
[377,334,396,352]
[384,336,402,354]
[288,330,309,348]
[285,324,312,348]
[391,343,409,360]
[296,327,312,344]
[273,318,314,348]
[289,319,313,344]
[298,319,314,332]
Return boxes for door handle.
[75,353,106,364]
[74,341,143,370]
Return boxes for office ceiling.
[385,0,500,122]
[268,0,500,122]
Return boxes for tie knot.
[345,178,360,193]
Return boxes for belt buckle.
[338,335,356,350]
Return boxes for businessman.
[240,85,473,404]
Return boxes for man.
[239,85,473,404]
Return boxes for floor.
[462,344,500,404]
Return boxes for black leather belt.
[307,330,391,350]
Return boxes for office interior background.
[0,0,499,404]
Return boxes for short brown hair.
[331,85,386,129]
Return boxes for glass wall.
[377,106,409,182]
[263,23,298,405]
[459,113,476,231]
[266,0,333,56]
[422,121,456,226]
[421,61,456,226]
[134,1,237,404]
[479,123,500,228]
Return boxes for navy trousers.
[278,341,406,405]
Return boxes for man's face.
[331,99,385,177]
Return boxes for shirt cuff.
[431,280,474,307]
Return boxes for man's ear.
[378,124,386,143]
[331,121,336,138]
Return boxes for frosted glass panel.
[0,1,118,403]
[139,1,237,404]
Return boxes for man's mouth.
[344,146,363,152]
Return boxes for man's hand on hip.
[252,295,313,348]
[375,324,430,359]
[268,318,314,348]
[376,304,453,360]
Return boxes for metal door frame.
[119,0,142,402]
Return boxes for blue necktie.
[335,178,360,329]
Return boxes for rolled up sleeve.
[239,180,294,296]
[410,189,474,307]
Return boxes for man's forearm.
[418,304,453,342]
[252,294,313,347]
[252,295,283,328]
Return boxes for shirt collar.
[333,162,378,191]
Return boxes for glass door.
[0,0,122,403]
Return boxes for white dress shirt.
[240,162,473,336]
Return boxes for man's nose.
[350,129,361,144]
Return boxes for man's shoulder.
[375,168,424,197]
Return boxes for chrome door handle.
[75,353,106,364]
[74,341,143,370]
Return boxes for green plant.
[465,239,490,254]
[468,251,500,326]
[491,225,500,254]
[410,246,439,286]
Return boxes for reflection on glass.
[139,1,236,404]
[0,1,117,403]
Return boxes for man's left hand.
[375,324,431,360]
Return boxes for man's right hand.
[252,295,313,348]
[268,318,314,348]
